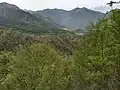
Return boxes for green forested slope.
[0,2,61,34]
[0,9,120,90]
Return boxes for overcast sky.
[0,0,120,12]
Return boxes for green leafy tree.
[73,9,120,90]
[1,44,73,90]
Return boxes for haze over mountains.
[34,8,104,29]
[0,2,104,33]
[0,2,61,34]
[93,5,120,13]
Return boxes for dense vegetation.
[0,9,120,90]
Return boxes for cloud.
[0,0,120,11]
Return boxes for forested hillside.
[0,2,61,34]
[0,9,120,90]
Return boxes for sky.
[0,0,120,12]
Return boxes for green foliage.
[48,34,80,55]
[0,44,73,90]
[1,9,120,90]
[0,29,79,55]
[73,9,120,90]
[0,29,37,51]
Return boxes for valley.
[0,2,120,90]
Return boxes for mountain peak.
[82,7,88,10]
[72,7,90,12]
[73,7,80,10]
[0,2,20,10]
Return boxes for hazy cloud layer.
[0,0,120,12]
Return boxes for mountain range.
[29,7,104,29]
[0,2,105,34]
[0,2,61,34]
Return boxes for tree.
[73,9,120,90]
[2,44,73,90]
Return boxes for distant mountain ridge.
[0,2,61,34]
[0,2,105,33]
[30,7,104,29]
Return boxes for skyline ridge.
[0,0,118,13]
[0,2,105,13]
